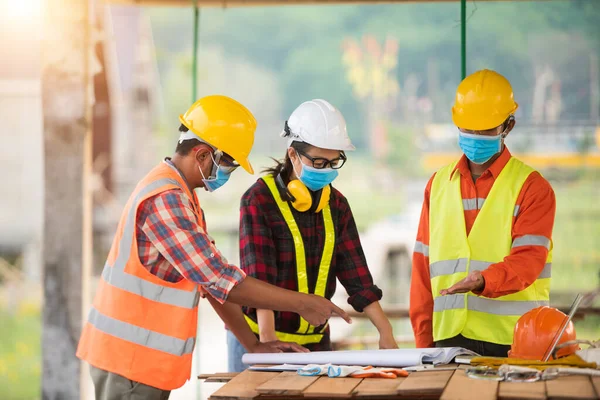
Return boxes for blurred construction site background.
[1,0,599,399]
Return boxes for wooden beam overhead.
[106,0,527,7]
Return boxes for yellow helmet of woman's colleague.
[452,69,519,131]
[179,95,257,174]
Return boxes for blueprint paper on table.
[242,347,479,368]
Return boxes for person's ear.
[288,148,302,169]
[287,147,297,162]
[194,146,211,165]
[504,116,516,137]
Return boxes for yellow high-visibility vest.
[429,156,552,345]
[244,174,335,345]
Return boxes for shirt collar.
[163,157,196,194]
[449,146,512,181]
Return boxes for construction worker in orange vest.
[410,70,555,357]
[77,95,351,400]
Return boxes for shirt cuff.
[205,265,246,304]
[479,267,502,298]
[347,285,383,312]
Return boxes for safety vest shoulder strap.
[260,174,336,336]
[469,156,536,256]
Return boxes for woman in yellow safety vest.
[227,99,397,372]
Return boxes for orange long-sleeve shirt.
[409,148,556,348]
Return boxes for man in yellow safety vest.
[410,70,555,356]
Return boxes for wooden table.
[202,364,600,400]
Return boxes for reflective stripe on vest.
[414,241,429,256]
[433,294,549,315]
[243,314,326,345]
[429,156,552,345]
[430,259,552,280]
[244,174,335,344]
[88,307,195,356]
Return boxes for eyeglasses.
[296,149,347,170]
[214,151,239,174]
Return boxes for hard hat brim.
[285,135,356,151]
[238,158,254,174]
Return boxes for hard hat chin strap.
[553,339,600,360]
[208,150,223,179]
[281,120,303,148]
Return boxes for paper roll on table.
[242,347,479,368]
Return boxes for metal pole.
[542,293,584,362]
[191,3,202,398]
[461,0,466,80]
[192,0,200,103]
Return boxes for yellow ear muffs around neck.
[287,179,312,212]
[312,184,331,213]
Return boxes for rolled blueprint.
[242,347,478,367]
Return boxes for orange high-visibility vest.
[77,162,202,390]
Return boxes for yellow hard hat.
[179,95,257,174]
[452,69,519,131]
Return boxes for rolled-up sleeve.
[335,196,382,312]
[141,190,245,303]
[480,172,556,298]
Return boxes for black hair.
[175,123,202,155]
[262,141,313,182]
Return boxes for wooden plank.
[256,371,319,395]
[205,376,237,383]
[353,377,407,397]
[209,370,280,400]
[397,370,455,397]
[499,381,546,400]
[440,369,498,400]
[546,375,597,400]
[303,376,362,398]
[593,377,600,399]
[199,372,239,380]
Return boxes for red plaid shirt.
[135,160,246,303]
[239,177,382,350]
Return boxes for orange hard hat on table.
[508,306,579,361]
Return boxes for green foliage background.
[148,0,600,151]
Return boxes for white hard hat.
[281,99,356,151]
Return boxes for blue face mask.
[199,152,235,192]
[202,165,232,192]
[298,164,339,191]
[458,131,504,165]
